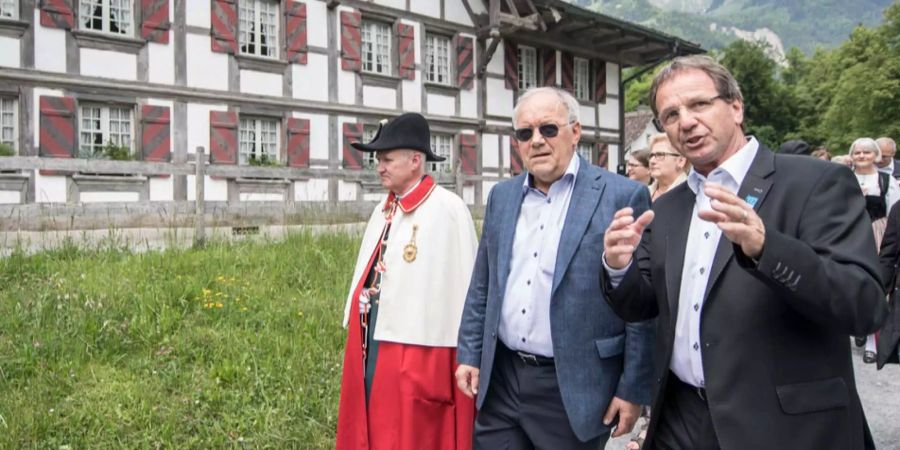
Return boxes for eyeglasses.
[649,152,681,160]
[513,121,575,142]
[654,95,724,129]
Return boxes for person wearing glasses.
[602,55,886,450]
[627,149,653,185]
[647,133,689,202]
[455,87,655,449]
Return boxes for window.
[239,117,279,165]
[429,133,452,173]
[80,0,132,35]
[0,0,17,19]
[239,0,279,58]
[0,98,16,154]
[574,57,591,101]
[362,125,379,169]
[79,104,133,158]
[425,34,452,85]
[517,46,537,90]
[577,142,593,164]
[361,21,392,75]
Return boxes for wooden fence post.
[194,147,206,247]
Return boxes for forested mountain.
[570,0,894,56]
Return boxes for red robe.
[335,189,475,450]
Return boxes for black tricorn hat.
[350,112,446,162]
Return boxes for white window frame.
[574,57,592,101]
[79,0,133,36]
[238,0,279,59]
[0,0,18,19]
[425,33,452,85]
[0,97,17,154]
[78,104,134,159]
[517,46,538,90]
[429,133,453,174]
[361,20,392,75]
[239,116,280,165]
[577,142,593,164]
[362,125,379,169]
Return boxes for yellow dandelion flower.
[240,307,248,312]
[215,302,224,308]
[215,292,223,297]
[202,288,211,297]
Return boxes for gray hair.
[877,137,897,154]
[850,137,882,161]
[512,87,580,126]
[649,55,744,117]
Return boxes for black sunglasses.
[513,122,574,142]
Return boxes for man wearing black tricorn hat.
[335,112,478,450]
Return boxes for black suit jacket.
[604,146,888,450]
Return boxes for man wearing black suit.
[876,137,899,180]
[602,55,888,450]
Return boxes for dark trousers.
[473,343,609,450]
[651,374,721,450]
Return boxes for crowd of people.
[333,55,894,450]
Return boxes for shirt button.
[546,199,551,204]
[526,280,531,286]
[540,225,544,230]
[521,308,526,314]
[693,342,699,351]
[693,303,699,311]
[704,231,710,239]
[699,267,705,275]
[521,337,526,342]
[533,252,538,258]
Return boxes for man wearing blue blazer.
[456,87,655,449]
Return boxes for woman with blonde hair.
[647,134,689,202]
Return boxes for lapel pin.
[744,195,759,207]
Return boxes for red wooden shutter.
[509,138,523,175]
[543,50,556,86]
[455,34,474,90]
[596,142,609,169]
[211,0,238,54]
[561,53,574,93]
[284,0,308,64]
[594,60,607,103]
[286,117,310,168]
[141,105,171,162]
[40,0,75,29]
[39,95,77,158]
[396,23,415,80]
[340,11,362,71]
[504,40,518,90]
[141,0,170,44]
[209,111,238,164]
[342,122,363,170]
[459,133,478,176]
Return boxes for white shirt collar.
[687,137,759,195]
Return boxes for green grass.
[0,232,360,449]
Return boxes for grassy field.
[0,232,360,449]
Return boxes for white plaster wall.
[372,0,405,10]
[607,144,620,170]
[148,41,175,85]
[482,133,499,169]
[306,1,328,47]
[240,70,283,97]
[362,192,383,202]
[295,179,329,202]
[186,0,211,28]
[607,62,620,96]
[463,185,474,205]
[598,99,620,129]
[187,103,229,158]
[363,86,397,109]
[293,53,329,102]
[240,193,284,201]
[32,88,66,150]
[149,177,174,201]
[81,48,137,80]
[290,112,329,160]
[0,36,20,68]
[460,88,477,119]
[410,0,440,17]
[487,41,505,75]
[34,9,66,73]
[502,135,512,172]
[146,98,174,109]
[186,175,228,202]
[401,80,422,112]
[446,0,474,26]
[486,78,514,118]
[81,192,140,203]
[579,105,596,127]
[483,181,497,203]
[426,93,455,117]
[186,34,229,91]
[338,180,358,201]
[469,0,487,14]
[34,171,66,203]
[0,191,20,204]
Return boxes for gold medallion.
[403,224,419,263]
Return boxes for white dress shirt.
[499,154,580,357]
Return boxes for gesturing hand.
[603,207,655,270]
[697,183,766,260]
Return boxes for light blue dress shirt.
[499,154,580,357]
